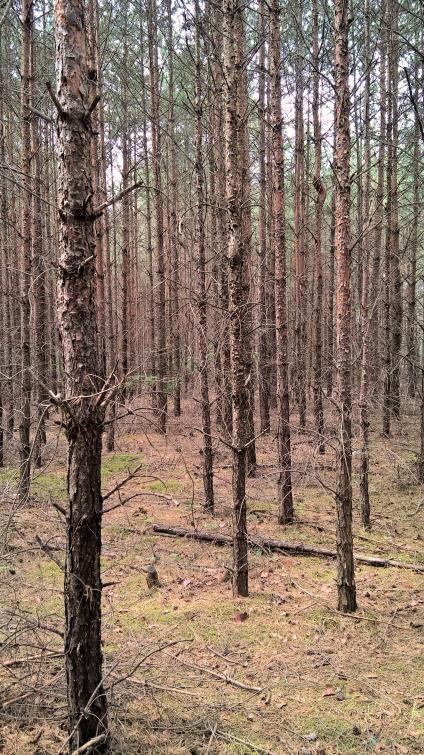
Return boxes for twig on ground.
[205,723,218,754]
[214,727,281,754]
[70,733,108,755]
[177,656,263,693]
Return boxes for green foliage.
[101,453,144,484]
[0,467,66,501]
[146,479,182,494]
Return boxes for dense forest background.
[0,0,423,753]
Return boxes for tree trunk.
[333,0,357,613]
[18,0,33,501]
[0,27,13,454]
[237,25,257,477]
[406,54,420,398]
[388,0,401,420]
[312,0,326,455]
[54,0,108,748]
[31,21,48,469]
[139,7,156,411]
[223,0,249,597]
[121,27,130,392]
[293,1,306,430]
[359,0,371,531]
[167,0,181,417]
[370,3,386,391]
[269,0,294,526]
[194,0,214,512]
[326,115,336,398]
[257,0,270,435]
[148,0,167,433]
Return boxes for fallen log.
[152,524,424,573]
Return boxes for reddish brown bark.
[359,0,372,531]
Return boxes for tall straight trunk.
[406,55,420,398]
[194,0,214,511]
[130,139,140,373]
[293,2,306,429]
[167,0,181,416]
[96,11,116,451]
[139,8,156,409]
[333,0,357,613]
[326,114,336,398]
[269,0,294,525]
[237,26,256,477]
[0,27,13,451]
[359,0,371,531]
[370,5,386,391]
[388,0,401,419]
[148,0,167,433]
[121,32,130,389]
[31,24,48,469]
[43,121,58,395]
[18,0,32,501]
[206,6,224,431]
[53,0,108,749]
[87,0,106,379]
[352,30,363,337]
[312,0,326,454]
[265,79,277,409]
[211,9,232,438]
[257,0,270,435]
[383,5,395,437]
[7,81,21,434]
[223,0,248,597]
[0,27,5,465]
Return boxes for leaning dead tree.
[53,0,108,749]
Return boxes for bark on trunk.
[269,0,294,525]
[31,22,48,469]
[194,0,214,511]
[370,3,386,391]
[54,0,108,748]
[333,0,357,613]
[293,1,306,430]
[359,0,371,531]
[257,0,270,435]
[312,0,326,455]
[18,0,33,501]
[167,0,181,417]
[223,0,249,596]
[148,0,167,433]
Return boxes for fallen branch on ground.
[152,524,424,573]
[70,733,109,755]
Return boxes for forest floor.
[0,397,423,754]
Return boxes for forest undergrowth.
[0,399,423,755]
